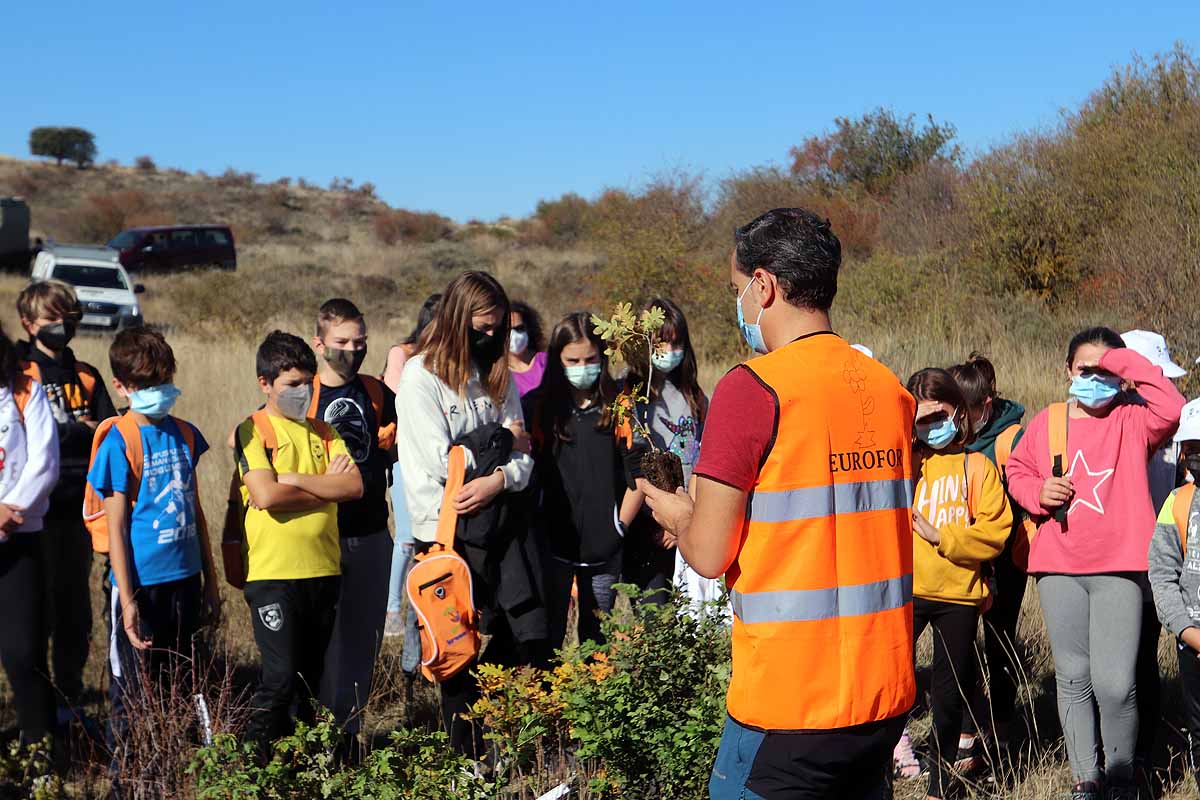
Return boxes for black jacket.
[452,423,548,644]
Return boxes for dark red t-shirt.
[693,365,777,491]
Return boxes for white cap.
[850,344,874,358]
[1121,329,1187,378]
[1178,398,1200,443]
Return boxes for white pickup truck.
[31,244,145,330]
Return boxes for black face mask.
[36,321,76,351]
[469,329,504,366]
[322,346,366,380]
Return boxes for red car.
[107,225,236,272]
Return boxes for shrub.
[472,587,731,799]
[134,155,157,173]
[372,209,453,244]
[878,160,965,256]
[789,109,959,197]
[216,167,257,188]
[190,713,493,799]
[71,190,171,242]
[28,126,97,168]
[532,192,592,245]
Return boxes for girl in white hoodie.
[394,271,539,758]
[0,326,60,744]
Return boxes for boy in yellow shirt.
[235,331,362,748]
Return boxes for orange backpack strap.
[74,363,98,403]
[435,446,467,549]
[11,374,34,422]
[250,411,279,459]
[306,375,322,419]
[994,424,1022,483]
[1046,402,1069,477]
[20,361,40,384]
[309,418,337,456]
[1175,483,1197,553]
[114,412,145,502]
[360,375,396,451]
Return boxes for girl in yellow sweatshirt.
[895,368,1012,800]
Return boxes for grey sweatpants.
[1037,574,1142,783]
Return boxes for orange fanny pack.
[405,445,481,683]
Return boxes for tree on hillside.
[29,126,97,168]
[790,109,958,196]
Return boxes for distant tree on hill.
[29,127,97,168]
[790,109,958,196]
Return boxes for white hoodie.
[0,380,60,533]
[394,354,532,543]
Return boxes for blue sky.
[3,1,1195,221]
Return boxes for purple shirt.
[511,351,548,397]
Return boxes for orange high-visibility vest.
[727,334,917,731]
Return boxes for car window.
[52,264,129,290]
[170,229,197,249]
[149,232,169,250]
[202,229,230,246]
[107,231,141,250]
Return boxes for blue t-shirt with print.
[86,417,209,587]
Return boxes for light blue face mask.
[1070,373,1121,409]
[128,383,182,421]
[916,414,959,450]
[736,281,767,355]
[651,348,685,373]
[565,363,602,390]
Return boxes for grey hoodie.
[1148,486,1200,639]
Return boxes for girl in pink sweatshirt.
[1006,327,1184,800]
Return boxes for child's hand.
[455,471,505,515]
[653,527,678,549]
[328,455,355,475]
[201,582,223,627]
[1039,476,1074,510]
[123,601,152,650]
[508,425,532,455]
[912,510,941,545]
[0,504,25,533]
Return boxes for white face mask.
[277,384,313,421]
[509,329,530,355]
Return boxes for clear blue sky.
[4,1,1195,221]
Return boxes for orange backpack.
[1173,483,1197,552]
[82,413,201,554]
[221,411,338,589]
[405,445,481,683]
[1010,402,1069,570]
[307,375,396,451]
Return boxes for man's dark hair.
[109,327,176,389]
[257,330,317,383]
[734,208,842,311]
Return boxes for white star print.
[1066,450,1115,517]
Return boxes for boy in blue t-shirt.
[85,328,219,761]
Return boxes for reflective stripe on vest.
[730,573,913,624]
[726,334,917,732]
[749,478,913,523]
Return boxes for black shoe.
[1071,781,1103,800]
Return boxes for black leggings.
[914,597,978,800]
[0,533,53,743]
[964,555,1028,736]
[1176,641,1200,788]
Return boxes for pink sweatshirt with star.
[1006,348,1185,574]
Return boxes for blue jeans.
[709,714,899,800]
[387,464,420,674]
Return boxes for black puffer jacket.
[453,423,548,644]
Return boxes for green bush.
[189,712,493,799]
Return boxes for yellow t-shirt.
[235,414,349,581]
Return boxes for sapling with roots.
[592,303,685,492]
